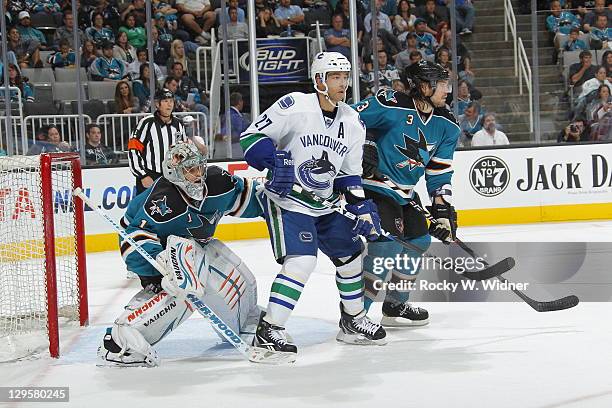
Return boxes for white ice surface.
[2,221,612,408]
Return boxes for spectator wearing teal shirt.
[47,39,76,68]
[89,41,128,81]
[564,28,588,51]
[546,1,580,36]
[1,63,34,103]
[26,0,62,26]
[414,18,437,55]
[590,15,612,49]
[86,12,116,48]
[16,11,48,49]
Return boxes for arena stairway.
[464,0,569,143]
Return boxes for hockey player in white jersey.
[240,52,386,360]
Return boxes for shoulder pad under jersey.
[144,178,188,223]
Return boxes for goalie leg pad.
[98,286,194,367]
[158,235,207,300]
[200,239,259,337]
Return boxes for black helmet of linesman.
[403,60,450,101]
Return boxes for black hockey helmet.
[402,60,450,100]
[155,88,174,101]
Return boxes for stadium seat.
[39,51,54,68]
[88,81,118,101]
[23,101,58,116]
[30,12,57,29]
[53,82,87,102]
[72,99,106,121]
[54,68,88,82]
[21,68,55,85]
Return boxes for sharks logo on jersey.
[297,151,337,190]
[149,196,173,216]
[186,213,218,244]
[395,129,435,171]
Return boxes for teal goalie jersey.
[352,89,461,204]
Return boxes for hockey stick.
[73,188,295,364]
[290,185,513,281]
[376,177,579,312]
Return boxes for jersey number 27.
[255,114,272,131]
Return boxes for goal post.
[0,153,88,360]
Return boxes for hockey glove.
[362,141,380,179]
[346,199,382,241]
[265,150,295,198]
[427,201,457,244]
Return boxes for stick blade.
[248,346,297,365]
[462,257,516,281]
[532,295,580,312]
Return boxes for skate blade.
[381,316,430,328]
[335,331,387,346]
[248,346,296,364]
[96,356,158,368]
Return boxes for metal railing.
[195,29,216,91]
[504,0,534,132]
[0,116,24,154]
[96,112,210,155]
[24,114,93,149]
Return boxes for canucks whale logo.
[297,151,336,190]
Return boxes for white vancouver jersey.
[242,92,366,216]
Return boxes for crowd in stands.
[0,0,488,157]
[545,0,612,141]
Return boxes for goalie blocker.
[98,236,260,367]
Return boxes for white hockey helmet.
[162,141,208,201]
[311,52,351,105]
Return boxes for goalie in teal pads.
[352,60,461,327]
[97,142,262,367]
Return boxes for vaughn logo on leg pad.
[170,246,184,283]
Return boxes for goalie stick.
[376,177,580,312]
[290,185,514,281]
[73,188,295,364]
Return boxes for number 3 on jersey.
[255,114,272,131]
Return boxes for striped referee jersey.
[127,112,187,179]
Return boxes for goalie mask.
[311,51,351,107]
[162,142,208,201]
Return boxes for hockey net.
[0,153,88,361]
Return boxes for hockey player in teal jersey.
[352,60,460,327]
[97,142,262,366]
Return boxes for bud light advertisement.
[237,38,309,83]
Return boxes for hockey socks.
[265,255,316,327]
[333,252,365,315]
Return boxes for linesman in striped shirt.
[128,88,187,194]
